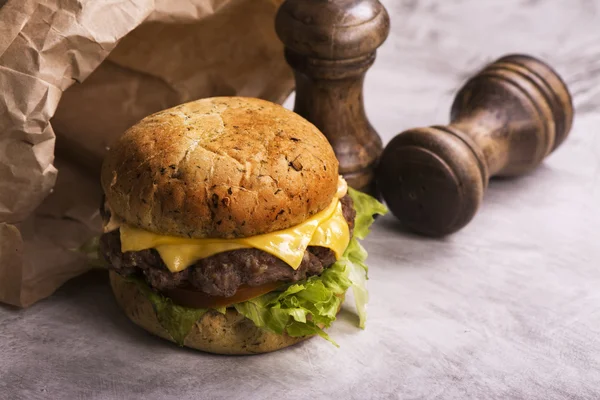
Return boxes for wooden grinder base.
[377,54,574,236]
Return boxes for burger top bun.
[101,97,339,239]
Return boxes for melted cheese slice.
[119,180,350,273]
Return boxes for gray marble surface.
[2,1,600,399]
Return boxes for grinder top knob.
[275,0,389,60]
[376,54,574,237]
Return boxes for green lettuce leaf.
[348,187,388,239]
[336,238,369,328]
[345,188,387,328]
[72,236,107,269]
[127,276,208,346]
[233,261,351,346]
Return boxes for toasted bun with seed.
[101,97,339,239]
[110,272,313,354]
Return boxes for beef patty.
[100,195,356,297]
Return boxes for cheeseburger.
[99,97,385,354]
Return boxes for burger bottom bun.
[109,271,314,355]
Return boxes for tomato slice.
[163,281,283,309]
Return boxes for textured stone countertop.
[2,1,600,399]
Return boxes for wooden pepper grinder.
[377,54,574,236]
[275,0,390,194]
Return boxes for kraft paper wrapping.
[0,0,293,307]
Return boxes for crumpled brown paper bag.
[0,0,293,307]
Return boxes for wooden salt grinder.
[377,54,574,236]
[275,0,390,194]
